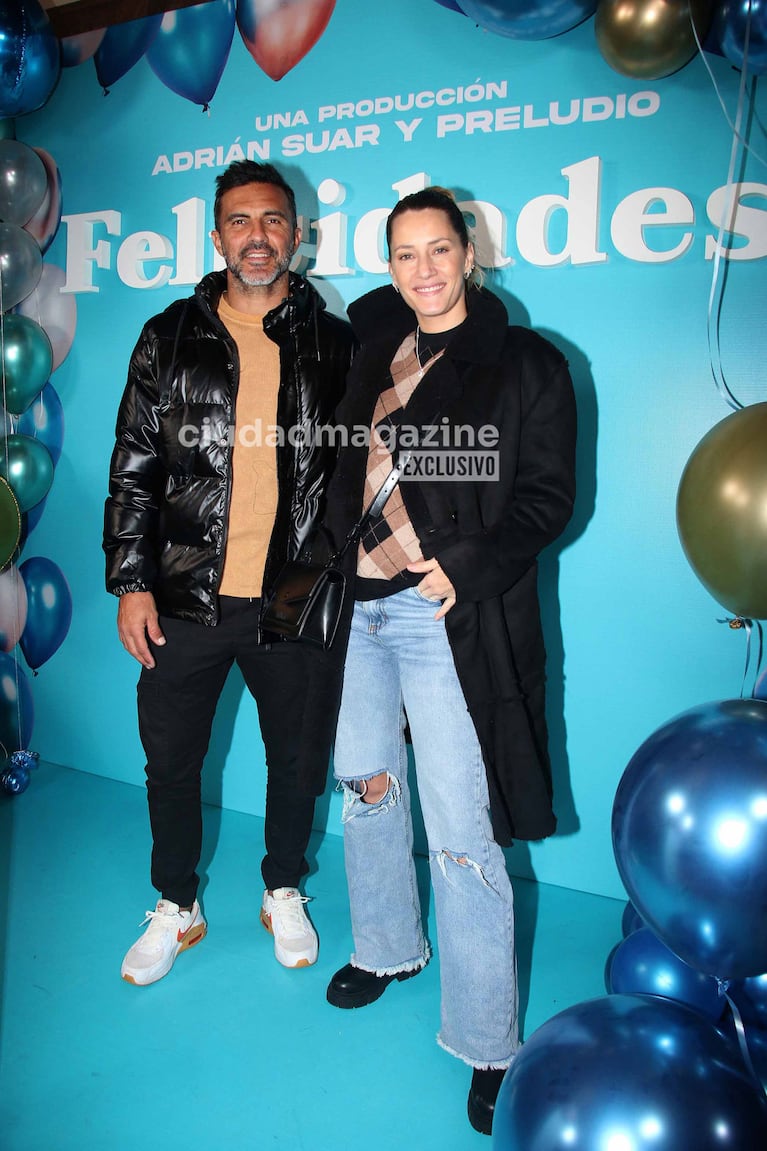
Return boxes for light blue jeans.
[333,588,519,1069]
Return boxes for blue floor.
[0,762,624,1150]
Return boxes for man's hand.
[117,591,165,669]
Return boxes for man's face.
[212,183,300,290]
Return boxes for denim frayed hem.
[437,1033,517,1070]
[349,951,430,978]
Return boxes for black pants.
[136,597,316,907]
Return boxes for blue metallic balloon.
[0,650,34,754]
[714,0,767,75]
[621,900,644,937]
[612,698,767,981]
[94,15,162,91]
[457,0,597,40]
[493,994,767,1151]
[0,0,61,119]
[147,1,236,108]
[608,927,725,1021]
[19,556,72,671]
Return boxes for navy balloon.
[19,557,72,671]
[714,0,767,75]
[147,1,236,109]
[621,900,644,936]
[0,650,34,753]
[457,0,597,39]
[612,698,767,981]
[0,0,61,119]
[94,15,162,91]
[608,926,724,1021]
[493,994,767,1150]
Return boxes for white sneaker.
[260,887,318,968]
[121,899,206,986]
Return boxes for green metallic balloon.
[0,476,21,569]
[677,402,767,620]
[0,313,52,415]
[0,433,53,514]
[595,0,714,80]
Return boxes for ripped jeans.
[333,589,519,1068]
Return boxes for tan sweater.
[217,295,281,597]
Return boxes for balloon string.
[718,616,764,697]
[719,982,766,1097]
[704,22,751,414]
[690,3,766,168]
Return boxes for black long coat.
[300,284,577,844]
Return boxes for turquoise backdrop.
[14,0,766,899]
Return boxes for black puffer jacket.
[103,270,355,624]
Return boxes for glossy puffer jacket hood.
[103,270,355,624]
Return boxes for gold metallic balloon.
[595,0,714,79]
[677,402,767,620]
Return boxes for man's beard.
[226,242,294,288]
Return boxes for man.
[103,160,355,985]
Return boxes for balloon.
[456,0,597,40]
[0,434,53,513]
[608,926,725,1021]
[596,0,715,80]
[15,263,76,372]
[237,0,336,81]
[0,564,28,652]
[0,0,61,119]
[61,29,106,68]
[612,698,767,982]
[148,1,236,108]
[0,139,47,226]
[730,972,767,1029]
[0,650,34,754]
[23,148,62,254]
[6,382,65,468]
[677,402,767,620]
[19,556,72,670]
[714,0,767,75]
[621,900,644,936]
[0,477,21,568]
[0,313,52,415]
[94,14,162,91]
[493,994,767,1150]
[18,496,46,544]
[0,222,42,311]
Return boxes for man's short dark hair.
[214,161,297,232]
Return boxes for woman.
[319,187,577,1135]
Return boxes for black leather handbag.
[260,456,408,650]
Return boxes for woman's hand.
[407,558,457,620]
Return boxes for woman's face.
[388,207,474,333]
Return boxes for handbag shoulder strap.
[332,450,411,562]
